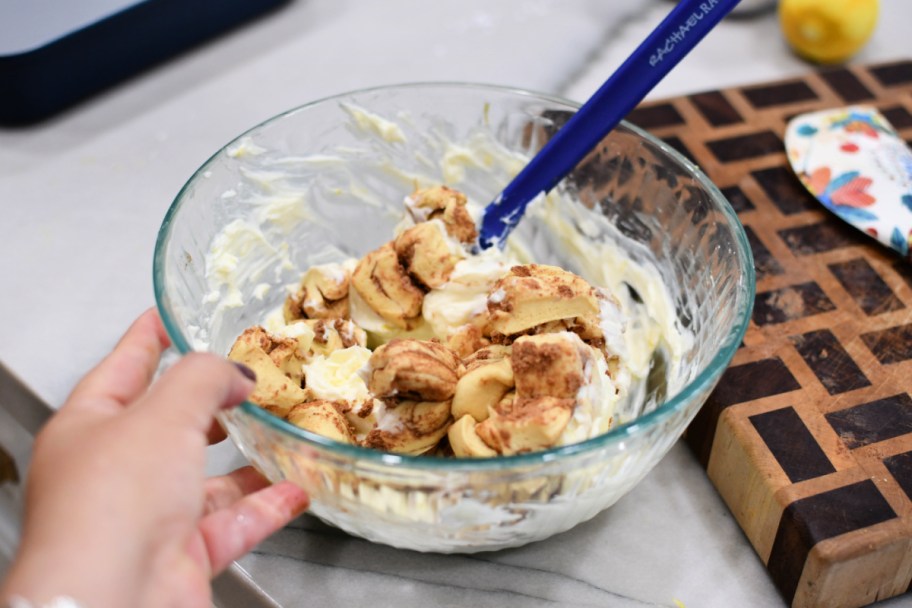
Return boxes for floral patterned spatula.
[785,106,912,260]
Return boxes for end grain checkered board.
[629,60,912,608]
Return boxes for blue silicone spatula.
[478,0,742,249]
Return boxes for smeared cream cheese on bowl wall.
[203,105,689,459]
[154,84,752,552]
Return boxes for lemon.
[779,0,879,64]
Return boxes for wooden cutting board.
[629,59,912,608]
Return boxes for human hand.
[0,309,309,608]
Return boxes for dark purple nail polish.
[233,362,257,382]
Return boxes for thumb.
[134,352,256,435]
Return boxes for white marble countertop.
[1,1,910,606]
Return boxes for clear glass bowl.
[153,83,754,553]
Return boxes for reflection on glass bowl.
[153,83,754,553]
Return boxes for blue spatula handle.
[478,0,742,249]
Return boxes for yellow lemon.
[779,0,879,64]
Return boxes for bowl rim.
[154,81,756,471]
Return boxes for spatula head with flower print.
[785,106,912,260]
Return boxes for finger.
[202,466,271,515]
[66,308,171,413]
[134,352,255,436]
[199,482,309,575]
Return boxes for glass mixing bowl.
[153,83,754,553]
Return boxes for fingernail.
[233,362,257,383]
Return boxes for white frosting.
[565,342,618,444]
[315,261,351,285]
[226,136,267,158]
[439,130,527,185]
[252,283,271,300]
[204,219,293,317]
[262,307,287,334]
[422,248,511,339]
[597,292,628,363]
[277,320,315,340]
[341,102,407,144]
[373,400,405,433]
[302,346,373,402]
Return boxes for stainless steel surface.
[212,565,283,608]
[0,363,52,437]
[0,392,35,583]
[0,357,53,570]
